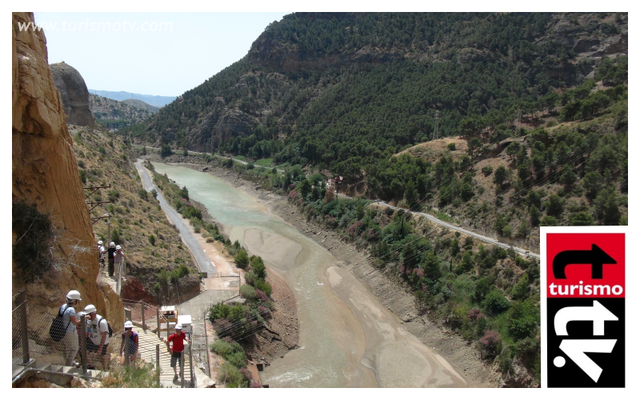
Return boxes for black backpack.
[49,305,71,342]
[98,317,113,338]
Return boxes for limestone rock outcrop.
[12,12,122,328]
[50,61,95,127]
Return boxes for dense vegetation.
[207,250,273,388]
[12,201,54,283]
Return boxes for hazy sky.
[34,12,290,97]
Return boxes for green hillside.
[121,13,628,385]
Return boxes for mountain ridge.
[89,89,175,108]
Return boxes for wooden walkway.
[135,328,193,388]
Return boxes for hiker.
[107,242,116,277]
[114,245,124,276]
[97,240,106,267]
[84,304,110,370]
[165,323,190,382]
[119,321,139,365]
[59,290,82,366]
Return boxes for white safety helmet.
[116,245,121,250]
[124,321,133,329]
[98,240,103,246]
[110,242,116,248]
[66,290,82,301]
[84,304,97,314]
[175,324,183,330]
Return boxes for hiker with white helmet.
[97,240,106,267]
[119,321,139,365]
[59,290,82,366]
[114,244,125,276]
[107,241,116,277]
[84,304,111,370]
[164,323,190,382]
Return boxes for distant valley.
[88,89,176,107]
[89,93,158,130]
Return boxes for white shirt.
[87,314,110,345]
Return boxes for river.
[151,162,467,388]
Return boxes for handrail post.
[188,342,193,388]
[180,351,185,388]
[156,344,160,386]
[156,308,161,338]
[141,303,146,331]
[80,315,87,374]
[124,330,131,367]
[18,291,30,365]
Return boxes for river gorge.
[150,161,470,388]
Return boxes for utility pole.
[104,213,111,243]
[433,110,439,141]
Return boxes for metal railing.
[122,299,196,386]
[12,292,197,387]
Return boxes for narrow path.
[134,159,217,276]
[375,200,540,260]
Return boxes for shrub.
[218,363,247,388]
[510,274,530,301]
[482,289,511,315]
[244,271,257,286]
[169,269,180,283]
[79,169,87,184]
[507,300,539,340]
[157,269,168,286]
[148,234,156,246]
[250,256,267,280]
[226,351,247,369]
[111,228,121,244]
[234,249,249,269]
[12,201,54,283]
[482,165,493,176]
[254,279,272,297]
[101,363,160,388]
[160,144,173,158]
[210,339,237,358]
[479,330,502,359]
[239,284,256,301]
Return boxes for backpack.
[49,305,71,342]
[98,317,113,338]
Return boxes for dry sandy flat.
[243,228,302,271]
[326,266,467,388]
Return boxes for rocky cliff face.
[12,12,122,329]
[50,61,96,127]
[248,13,402,73]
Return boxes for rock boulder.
[50,61,95,127]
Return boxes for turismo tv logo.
[542,227,625,388]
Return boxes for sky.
[34,12,290,97]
